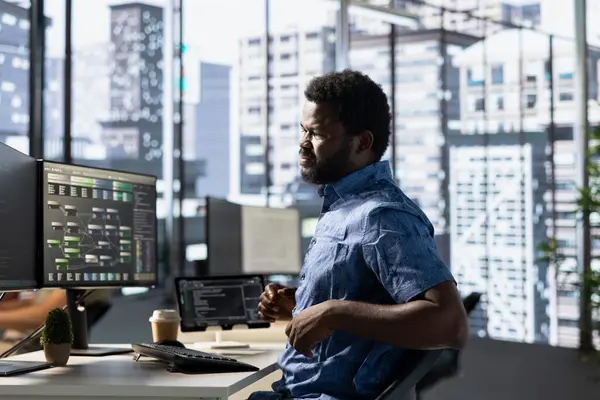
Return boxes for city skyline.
[43,0,332,63]
[0,0,596,347]
[39,0,595,64]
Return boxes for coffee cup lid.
[149,309,180,323]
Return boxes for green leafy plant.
[538,125,600,354]
[40,308,73,346]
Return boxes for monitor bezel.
[39,160,159,289]
[174,274,271,333]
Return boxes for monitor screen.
[206,196,301,275]
[241,205,300,274]
[42,161,158,288]
[0,143,39,290]
[175,275,269,332]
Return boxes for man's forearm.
[325,299,467,350]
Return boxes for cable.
[0,293,6,303]
[0,290,94,359]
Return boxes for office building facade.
[408,0,541,35]
[100,2,164,177]
[350,29,479,234]
[0,1,61,156]
[0,1,39,151]
[235,27,335,203]
[448,132,549,343]
[452,28,600,346]
[188,61,231,199]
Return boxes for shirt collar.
[318,160,393,201]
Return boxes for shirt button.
[301,274,306,281]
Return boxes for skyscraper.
[101,2,164,176]
[350,29,479,233]
[234,26,335,204]
[452,28,600,346]
[448,132,549,343]
[0,1,38,149]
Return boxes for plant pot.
[43,343,71,366]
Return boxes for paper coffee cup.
[149,309,180,343]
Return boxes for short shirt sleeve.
[361,208,454,304]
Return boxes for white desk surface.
[0,344,282,399]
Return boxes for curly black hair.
[304,69,391,160]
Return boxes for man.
[251,70,468,400]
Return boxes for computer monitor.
[240,205,301,274]
[0,143,40,291]
[174,275,269,349]
[205,197,242,276]
[0,144,51,376]
[206,196,301,275]
[40,161,158,356]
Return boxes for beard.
[300,139,352,185]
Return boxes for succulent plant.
[40,308,73,345]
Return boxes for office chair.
[375,349,444,400]
[376,292,482,400]
[415,292,483,398]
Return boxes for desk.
[0,346,281,399]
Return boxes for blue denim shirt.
[250,161,454,400]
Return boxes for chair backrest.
[415,291,483,393]
[375,349,444,400]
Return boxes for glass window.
[43,0,183,286]
[496,95,505,110]
[559,92,573,101]
[475,98,485,111]
[29,0,586,349]
[491,63,504,84]
[0,1,30,155]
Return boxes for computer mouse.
[155,339,186,348]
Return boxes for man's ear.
[356,130,374,153]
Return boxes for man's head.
[298,69,391,185]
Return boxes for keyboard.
[131,343,259,373]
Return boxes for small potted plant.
[40,308,73,366]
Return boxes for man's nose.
[299,135,312,149]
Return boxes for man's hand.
[285,301,335,358]
[258,283,296,323]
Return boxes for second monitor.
[42,161,157,287]
[41,161,158,356]
[206,196,301,276]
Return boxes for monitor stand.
[195,331,250,350]
[67,289,132,357]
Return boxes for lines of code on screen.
[179,277,263,330]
